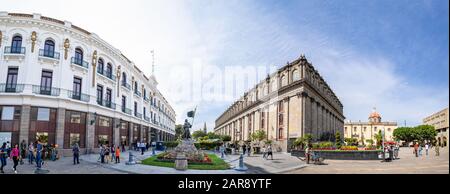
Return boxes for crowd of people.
[413,142,439,157]
[1,140,55,174]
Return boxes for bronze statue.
[183,119,192,139]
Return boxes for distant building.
[344,108,397,144]
[423,108,449,147]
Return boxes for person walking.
[20,140,26,165]
[247,144,251,157]
[0,143,7,173]
[28,142,34,164]
[140,142,145,155]
[115,146,121,163]
[110,144,115,163]
[219,144,225,158]
[35,141,43,170]
[305,145,310,164]
[425,143,429,156]
[100,145,106,164]
[435,145,440,156]
[262,146,267,159]
[10,144,20,174]
[267,145,273,160]
[242,144,247,155]
[121,143,126,153]
[105,145,110,164]
[72,143,80,165]
[414,143,419,157]
[418,144,423,156]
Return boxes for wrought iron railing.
[0,83,24,93]
[134,90,141,97]
[4,46,25,54]
[32,85,60,96]
[97,99,116,109]
[71,57,89,68]
[134,112,143,119]
[39,49,60,59]
[144,115,150,122]
[97,69,116,81]
[67,90,90,102]
[122,107,132,115]
[121,82,131,90]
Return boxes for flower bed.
[142,154,230,170]
[156,152,213,164]
[340,146,359,151]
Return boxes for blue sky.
[1,0,448,131]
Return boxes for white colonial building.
[0,12,176,155]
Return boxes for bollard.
[234,154,248,171]
[126,152,136,165]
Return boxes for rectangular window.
[134,102,138,115]
[70,112,81,123]
[5,67,18,92]
[106,88,112,107]
[73,77,82,98]
[40,70,53,94]
[70,133,80,147]
[143,107,146,117]
[98,135,109,146]
[37,108,50,121]
[97,85,103,104]
[1,107,14,120]
[121,96,126,111]
[98,116,110,127]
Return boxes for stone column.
[311,98,316,137]
[301,94,306,137]
[56,108,65,148]
[86,113,96,154]
[129,122,134,145]
[140,124,145,142]
[113,118,120,147]
[19,105,31,143]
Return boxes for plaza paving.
[1,147,446,174]
[286,147,449,174]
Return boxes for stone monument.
[174,119,200,170]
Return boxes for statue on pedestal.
[183,119,192,140]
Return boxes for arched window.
[11,35,23,53]
[122,72,127,84]
[43,39,55,57]
[106,63,113,78]
[271,80,277,92]
[292,69,300,81]
[97,58,104,74]
[281,75,287,87]
[74,48,83,65]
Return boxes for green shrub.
[319,141,333,148]
[163,141,179,148]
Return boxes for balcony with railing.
[134,112,142,119]
[121,81,131,90]
[144,115,150,122]
[97,99,116,110]
[0,83,24,93]
[97,68,116,81]
[32,85,60,96]
[134,89,142,97]
[144,96,150,103]
[4,46,26,55]
[122,107,132,115]
[71,57,89,69]
[39,49,60,60]
[67,90,90,102]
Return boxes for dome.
[369,108,382,123]
[369,111,381,119]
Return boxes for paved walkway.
[286,147,449,174]
[219,152,307,174]
[79,150,246,174]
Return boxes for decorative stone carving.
[31,31,37,53]
[63,38,69,60]
[92,50,97,87]
[0,31,2,47]
[116,65,121,97]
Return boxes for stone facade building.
[214,55,345,152]
[423,107,449,147]
[0,12,176,156]
[344,108,397,144]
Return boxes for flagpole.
[191,106,197,128]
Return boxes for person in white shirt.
[425,143,429,156]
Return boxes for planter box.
[291,150,381,160]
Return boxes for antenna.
[151,50,155,75]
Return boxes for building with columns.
[344,108,397,144]
[0,12,176,156]
[214,55,345,152]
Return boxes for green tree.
[175,124,183,139]
[221,135,231,142]
[192,130,207,140]
[335,131,342,149]
[415,125,437,143]
[251,130,267,145]
[206,132,221,140]
[374,131,383,148]
[393,127,414,143]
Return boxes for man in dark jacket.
[72,143,80,165]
